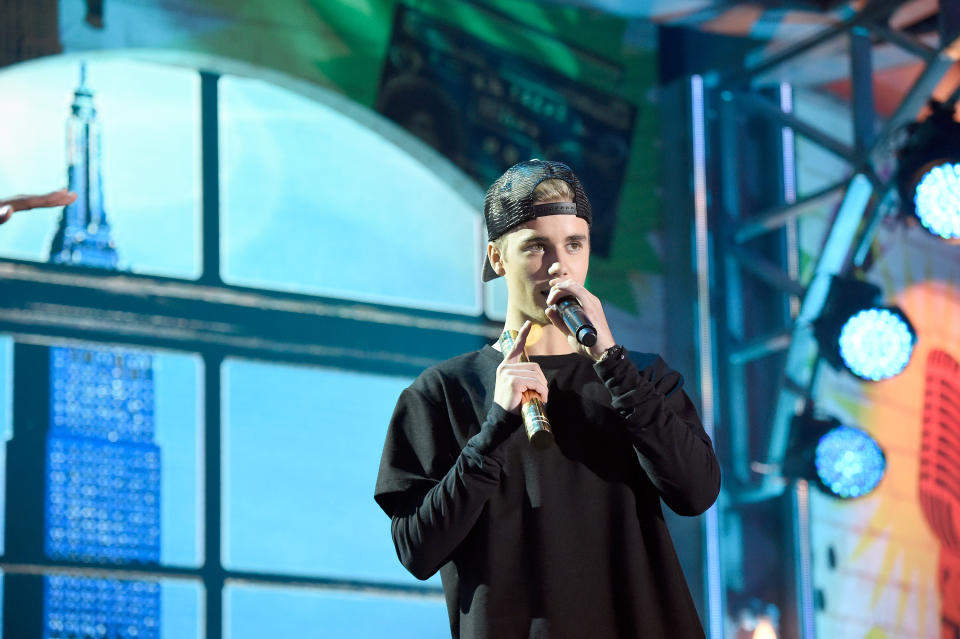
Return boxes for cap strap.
[533,201,577,217]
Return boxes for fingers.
[505,320,532,363]
[544,305,567,334]
[9,189,78,212]
[495,361,549,408]
[546,278,594,307]
[501,363,549,402]
[545,279,615,357]
[46,189,78,208]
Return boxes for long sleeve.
[594,351,721,516]
[374,387,521,580]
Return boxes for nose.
[547,260,568,278]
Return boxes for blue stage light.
[896,101,960,240]
[837,307,916,381]
[914,161,960,239]
[815,425,886,499]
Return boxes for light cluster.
[837,307,916,381]
[815,425,886,499]
[914,162,960,239]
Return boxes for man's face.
[489,214,590,324]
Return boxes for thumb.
[0,205,13,225]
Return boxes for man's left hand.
[545,278,616,360]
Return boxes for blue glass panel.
[43,342,201,568]
[160,578,203,639]
[45,575,160,639]
[219,76,483,313]
[223,358,438,585]
[50,346,156,443]
[0,336,10,556]
[0,58,200,278]
[152,352,203,568]
[484,275,508,320]
[225,584,448,639]
[39,575,201,639]
[0,336,11,440]
[45,434,161,562]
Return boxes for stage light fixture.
[813,276,916,381]
[815,424,886,499]
[896,101,960,240]
[914,161,960,239]
[837,306,916,381]
[785,414,886,500]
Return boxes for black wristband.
[598,344,626,363]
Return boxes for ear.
[487,241,505,276]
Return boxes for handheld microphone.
[498,329,553,450]
[554,297,597,347]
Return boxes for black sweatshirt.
[374,345,721,639]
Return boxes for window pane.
[484,275,508,320]
[223,358,434,585]
[220,76,483,313]
[5,341,201,568]
[152,351,204,567]
[0,58,200,278]
[0,336,10,556]
[225,583,447,639]
[0,573,201,639]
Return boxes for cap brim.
[481,254,500,282]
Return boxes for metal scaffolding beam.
[702,2,957,636]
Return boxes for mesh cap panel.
[483,159,592,241]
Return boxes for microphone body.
[554,297,597,347]
[498,330,554,449]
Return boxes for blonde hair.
[532,178,574,204]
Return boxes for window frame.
[0,70,497,639]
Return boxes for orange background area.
[812,281,960,639]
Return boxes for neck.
[499,308,575,357]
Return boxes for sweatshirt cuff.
[593,351,657,420]
[594,352,650,395]
[463,403,522,465]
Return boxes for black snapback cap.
[482,159,592,282]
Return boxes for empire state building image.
[3,64,162,639]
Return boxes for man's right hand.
[493,320,549,413]
[0,189,77,225]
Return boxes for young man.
[375,159,720,639]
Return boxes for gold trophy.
[499,327,553,449]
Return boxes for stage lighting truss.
[706,1,960,506]
[786,414,886,500]
[896,101,960,240]
[813,276,916,382]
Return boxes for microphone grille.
[919,349,960,551]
